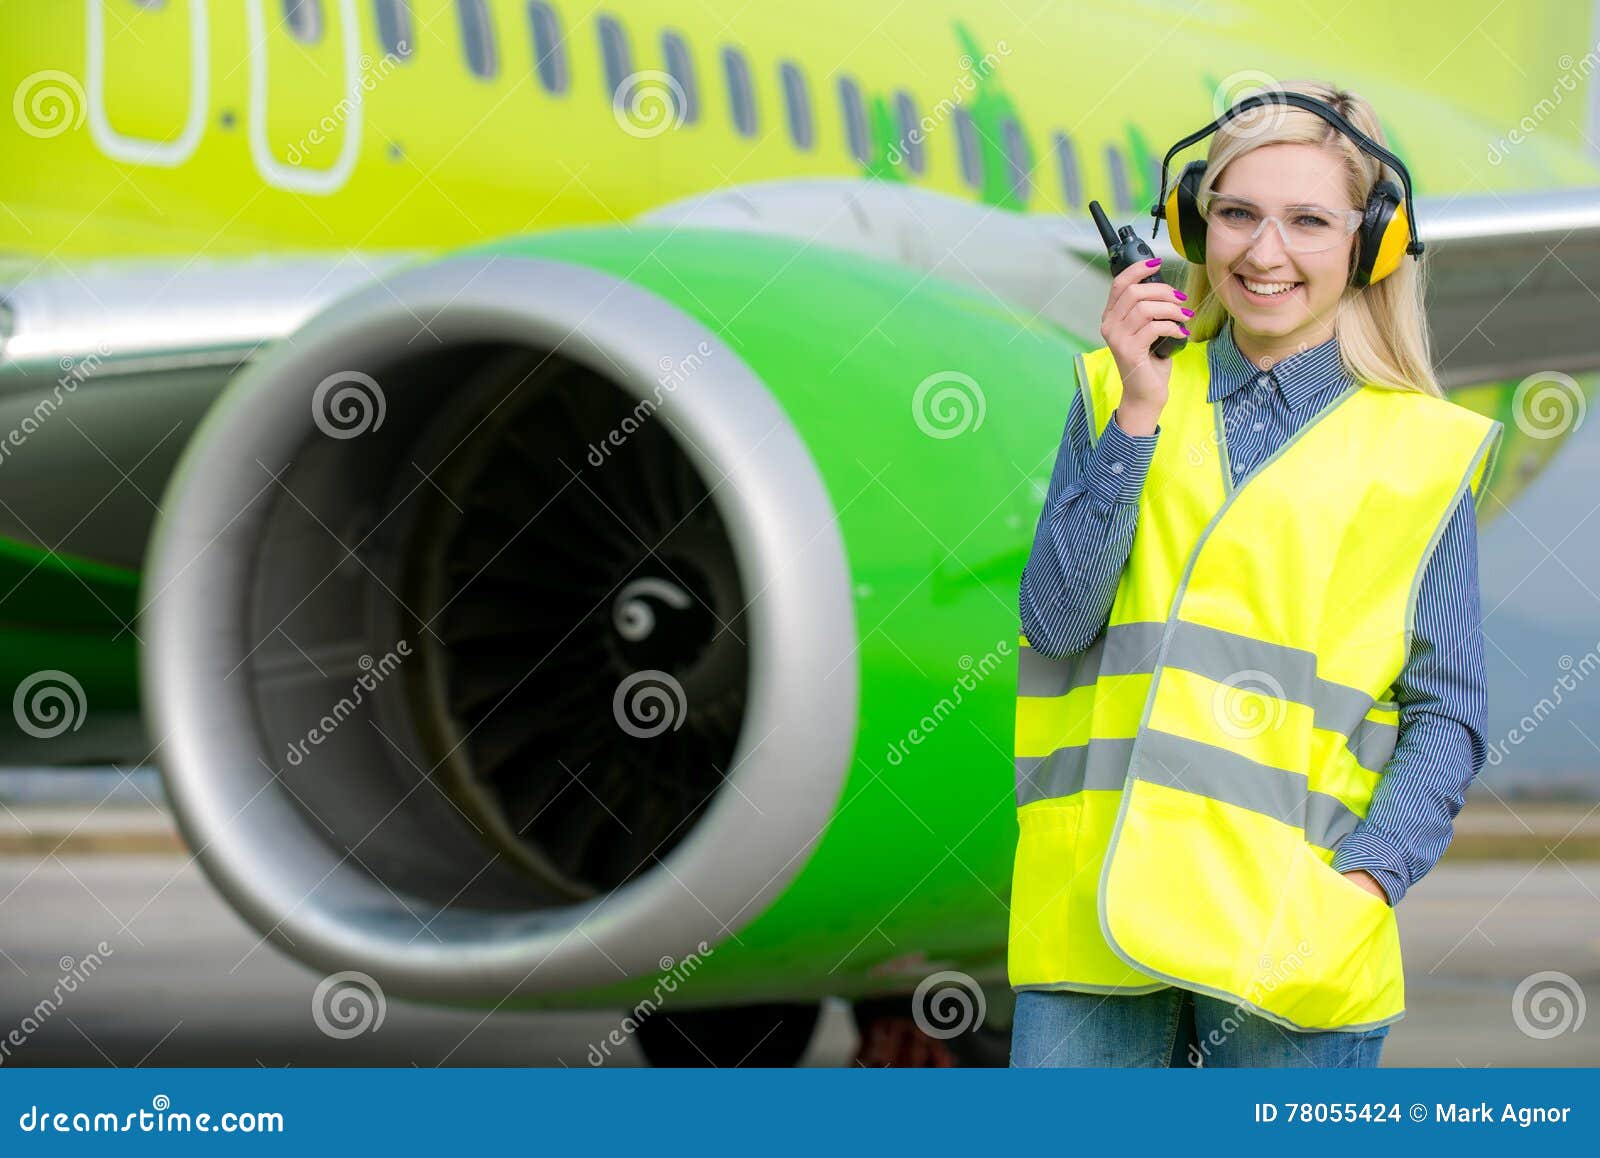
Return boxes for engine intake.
[141,253,858,1001]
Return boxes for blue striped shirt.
[1018,317,1487,906]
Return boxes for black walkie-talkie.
[1089,200,1186,360]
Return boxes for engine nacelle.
[142,228,1073,1008]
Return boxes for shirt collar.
[1206,316,1353,412]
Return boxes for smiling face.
[1204,142,1361,357]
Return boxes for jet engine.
[141,227,1067,1036]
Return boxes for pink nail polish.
[1145,258,1161,267]
[1180,307,1195,317]
[1179,326,1190,335]
[1173,290,1188,301]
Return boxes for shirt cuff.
[1331,830,1410,906]
[1083,412,1159,507]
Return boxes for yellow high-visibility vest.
[1009,337,1501,1031]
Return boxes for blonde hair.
[1179,80,1440,396]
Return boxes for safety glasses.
[1199,193,1364,254]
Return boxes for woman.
[1008,82,1501,1068]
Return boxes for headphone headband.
[1151,90,1423,257]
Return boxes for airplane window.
[597,15,632,101]
[779,62,812,149]
[723,46,756,137]
[1053,131,1081,208]
[527,2,568,93]
[457,0,498,79]
[1105,143,1131,212]
[1002,117,1030,203]
[894,91,924,175]
[283,0,322,43]
[374,0,414,60]
[838,76,870,164]
[953,107,982,190]
[661,30,698,123]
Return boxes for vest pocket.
[1313,849,1392,909]
[1251,840,1400,1027]
[1098,778,1404,1026]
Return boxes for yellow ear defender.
[1152,90,1423,288]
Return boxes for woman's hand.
[1341,869,1391,904]
[1099,257,1192,436]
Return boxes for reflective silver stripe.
[1020,618,1398,774]
[1163,620,1378,738]
[1133,730,1362,850]
[1014,728,1368,849]
[1349,714,1398,771]
[1161,619,1399,772]
[1015,738,1136,806]
[1017,621,1164,697]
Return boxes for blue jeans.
[1010,986,1390,1067]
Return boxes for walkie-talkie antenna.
[1089,200,1119,252]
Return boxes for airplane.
[3,0,1600,1066]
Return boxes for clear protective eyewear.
[1199,193,1364,254]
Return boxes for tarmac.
[0,797,1596,1067]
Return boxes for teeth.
[1241,277,1299,296]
